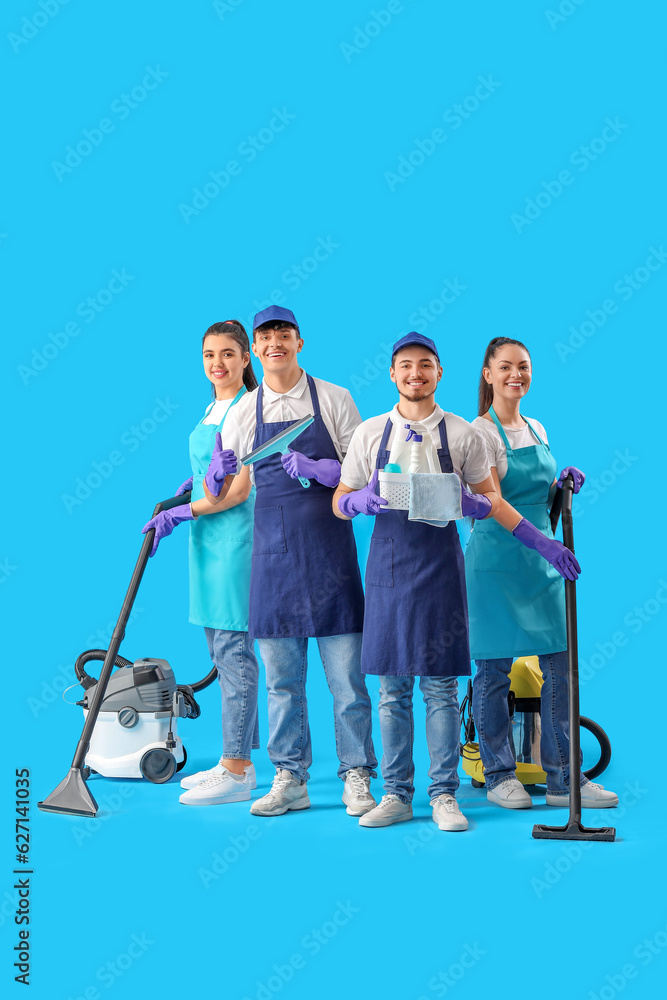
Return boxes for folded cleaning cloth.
[408,472,462,527]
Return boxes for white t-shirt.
[221,370,361,481]
[340,403,491,490]
[202,398,233,425]
[472,414,548,481]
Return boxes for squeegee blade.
[241,414,314,466]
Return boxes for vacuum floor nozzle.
[532,820,616,842]
[38,767,98,818]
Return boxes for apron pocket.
[466,527,520,572]
[253,505,287,555]
[365,537,394,588]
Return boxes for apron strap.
[489,405,548,451]
[436,417,454,474]
[305,374,322,418]
[522,416,547,447]
[488,406,513,453]
[375,419,393,470]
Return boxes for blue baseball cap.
[391,332,440,362]
[253,305,300,332]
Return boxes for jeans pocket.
[365,537,394,588]
[253,505,287,555]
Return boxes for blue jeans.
[378,675,460,804]
[204,628,259,760]
[257,633,377,783]
[473,652,585,794]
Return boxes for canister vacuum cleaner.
[38,490,217,817]
[74,651,201,783]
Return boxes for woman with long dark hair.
[464,337,618,810]
[142,320,261,807]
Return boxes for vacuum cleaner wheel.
[140,748,176,783]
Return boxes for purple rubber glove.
[558,466,586,494]
[281,450,341,488]
[461,483,492,519]
[142,504,194,557]
[175,476,193,496]
[512,517,581,581]
[337,470,389,518]
[204,432,238,497]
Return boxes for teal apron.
[464,406,566,659]
[188,388,255,631]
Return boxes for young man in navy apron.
[333,333,499,830]
[206,306,377,817]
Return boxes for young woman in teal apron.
[142,321,261,807]
[464,337,617,810]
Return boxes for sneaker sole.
[342,792,376,816]
[345,804,375,816]
[250,796,311,817]
[546,795,619,809]
[434,818,469,832]
[486,790,532,810]
[179,789,251,806]
[359,812,413,828]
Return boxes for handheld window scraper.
[241,414,315,488]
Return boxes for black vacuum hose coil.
[75,649,133,690]
[580,716,612,781]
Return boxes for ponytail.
[478,337,530,416]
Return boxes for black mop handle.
[561,476,582,823]
[69,492,190,770]
[532,475,615,840]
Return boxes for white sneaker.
[249,769,310,817]
[180,761,257,790]
[342,767,376,816]
[431,794,468,832]
[487,776,533,809]
[179,767,251,806]
[546,782,619,808]
[359,794,413,828]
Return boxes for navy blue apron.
[248,374,365,639]
[361,417,471,677]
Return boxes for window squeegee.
[241,414,315,488]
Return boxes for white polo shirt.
[340,403,491,490]
[472,414,548,481]
[202,398,233,425]
[221,370,362,480]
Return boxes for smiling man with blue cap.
[334,332,496,831]
[204,305,377,819]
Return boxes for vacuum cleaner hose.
[75,648,134,690]
[187,666,218,693]
[581,716,612,780]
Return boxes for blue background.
[4,1,666,998]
